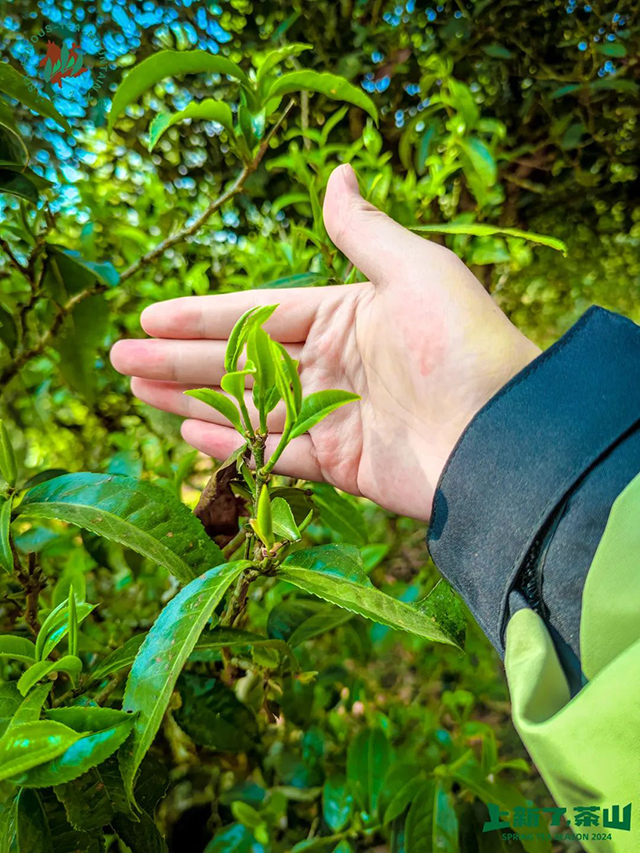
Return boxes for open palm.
[111,165,538,521]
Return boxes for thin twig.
[0,238,29,281]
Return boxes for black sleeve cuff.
[427,306,640,656]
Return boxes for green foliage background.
[0,1,639,851]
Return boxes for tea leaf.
[0,420,18,488]
[272,497,300,541]
[17,473,224,583]
[17,655,83,697]
[120,560,250,802]
[109,50,254,132]
[279,545,462,646]
[256,43,312,92]
[225,305,278,373]
[0,63,71,133]
[411,223,567,255]
[267,71,378,123]
[0,634,35,665]
[148,99,234,151]
[405,781,459,853]
[184,388,244,434]
[35,599,96,662]
[290,390,360,439]
[0,721,80,781]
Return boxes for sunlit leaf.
[17,655,82,697]
[267,71,378,123]
[184,388,244,433]
[109,50,254,132]
[120,560,250,803]
[17,473,224,583]
[290,390,360,439]
[0,635,36,665]
[0,721,80,781]
[279,545,462,646]
[411,223,567,255]
[148,99,234,151]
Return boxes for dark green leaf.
[0,304,17,354]
[323,776,352,832]
[379,764,425,826]
[346,727,390,816]
[54,294,109,404]
[0,169,39,204]
[148,99,234,151]
[416,580,466,650]
[405,781,459,853]
[90,633,148,682]
[290,390,359,439]
[0,794,17,853]
[174,673,258,751]
[47,246,120,291]
[411,223,567,255]
[16,790,53,853]
[109,50,254,132]
[120,560,250,802]
[460,137,497,186]
[54,755,134,831]
[279,546,461,646]
[267,71,378,123]
[17,472,225,583]
[310,484,367,545]
[0,64,71,132]
[112,808,169,853]
[205,823,257,853]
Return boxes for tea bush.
[0,2,638,851]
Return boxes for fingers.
[181,419,322,482]
[110,339,302,384]
[140,286,330,342]
[130,378,287,432]
[322,163,432,286]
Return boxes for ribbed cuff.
[427,307,640,654]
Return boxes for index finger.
[140,285,344,342]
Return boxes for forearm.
[426,306,640,851]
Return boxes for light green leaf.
[225,305,278,373]
[0,721,80,781]
[35,599,96,662]
[247,326,280,420]
[120,560,251,802]
[256,486,274,547]
[17,656,82,697]
[290,390,359,440]
[46,706,135,733]
[0,635,36,665]
[460,137,497,186]
[11,684,52,727]
[184,388,244,433]
[108,50,254,132]
[0,64,71,132]
[16,472,224,583]
[10,719,136,788]
[0,420,18,488]
[412,223,567,254]
[272,497,301,541]
[148,99,234,151]
[267,71,378,123]
[256,43,312,92]
[279,545,462,646]
[0,497,13,573]
[220,368,255,406]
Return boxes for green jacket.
[428,307,640,853]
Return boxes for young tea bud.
[256,485,274,548]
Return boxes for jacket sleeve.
[426,306,640,853]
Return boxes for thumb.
[323,163,427,285]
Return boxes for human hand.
[110,164,539,521]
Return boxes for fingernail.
[340,163,360,193]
